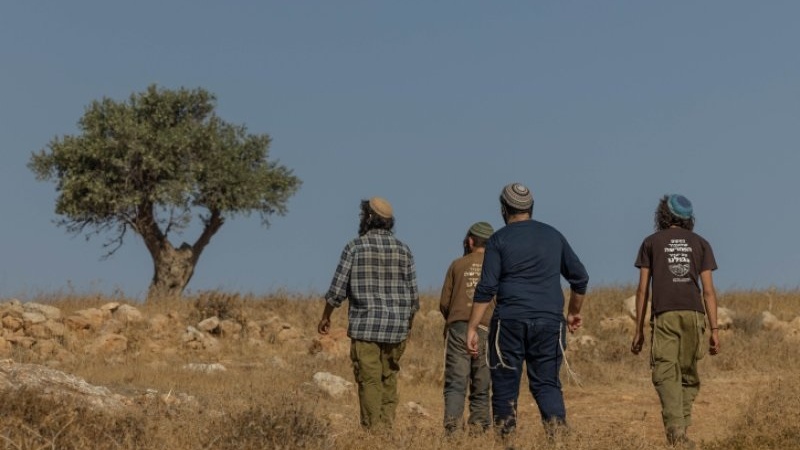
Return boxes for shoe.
[666,426,696,449]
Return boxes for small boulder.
[312,372,352,397]
[23,303,62,320]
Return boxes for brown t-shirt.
[635,227,717,315]
[439,251,495,326]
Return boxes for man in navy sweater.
[467,182,589,438]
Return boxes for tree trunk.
[146,243,197,300]
[136,203,223,301]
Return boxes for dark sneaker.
[666,426,696,449]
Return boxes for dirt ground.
[488,372,768,447]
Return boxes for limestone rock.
[86,333,128,355]
[623,295,651,321]
[0,359,128,411]
[405,401,432,418]
[182,326,220,352]
[599,315,635,333]
[113,304,144,323]
[65,308,111,331]
[313,371,352,397]
[2,316,23,332]
[23,303,62,320]
[717,307,735,329]
[219,319,242,338]
[183,363,227,373]
[22,311,47,326]
[197,316,220,333]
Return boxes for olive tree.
[29,85,301,299]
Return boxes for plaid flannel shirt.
[325,229,419,343]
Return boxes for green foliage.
[28,84,301,250]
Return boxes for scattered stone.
[182,326,220,352]
[717,307,735,329]
[22,312,47,326]
[198,316,220,333]
[99,302,121,312]
[113,304,144,323]
[0,359,128,411]
[276,325,302,342]
[2,316,23,332]
[65,308,111,331]
[761,311,784,331]
[183,363,227,373]
[219,319,242,338]
[623,295,650,321]
[86,333,128,355]
[23,303,62,320]
[599,315,635,332]
[313,371,353,397]
[405,401,431,418]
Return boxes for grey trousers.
[443,321,491,431]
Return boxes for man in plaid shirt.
[318,197,419,430]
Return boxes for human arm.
[318,246,351,335]
[468,238,499,357]
[560,237,589,332]
[439,264,455,319]
[467,301,491,358]
[318,301,335,335]
[407,250,420,331]
[566,291,585,333]
[701,269,720,355]
[631,267,651,355]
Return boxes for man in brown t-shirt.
[439,221,495,434]
[630,194,720,449]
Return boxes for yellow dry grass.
[1,287,799,449]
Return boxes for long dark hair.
[655,195,694,231]
[359,200,395,236]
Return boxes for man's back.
[440,251,494,326]
[325,228,418,343]
[475,220,588,320]
[636,227,717,315]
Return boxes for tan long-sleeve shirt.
[440,251,494,327]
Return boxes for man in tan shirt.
[439,221,495,434]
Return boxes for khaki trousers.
[350,339,407,429]
[650,310,706,429]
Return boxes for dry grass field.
[1,287,799,449]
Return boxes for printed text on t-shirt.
[664,239,692,282]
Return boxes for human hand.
[317,318,331,335]
[466,328,479,359]
[567,313,583,333]
[709,329,721,355]
[631,332,645,355]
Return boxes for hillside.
[0,288,798,449]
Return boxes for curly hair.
[358,200,395,236]
[655,195,694,231]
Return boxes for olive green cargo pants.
[350,339,407,429]
[651,310,706,429]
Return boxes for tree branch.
[192,208,224,263]
[133,200,167,258]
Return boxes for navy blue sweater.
[473,220,589,320]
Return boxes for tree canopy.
[29,85,301,297]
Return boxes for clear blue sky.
[2,2,799,300]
